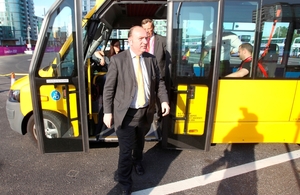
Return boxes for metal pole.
[27,26,31,50]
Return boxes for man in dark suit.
[141,18,167,78]
[141,18,168,124]
[103,26,170,195]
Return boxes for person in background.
[226,43,253,77]
[93,39,123,136]
[182,46,190,64]
[141,18,168,125]
[93,39,123,70]
[141,18,167,78]
[103,26,170,195]
[199,31,242,76]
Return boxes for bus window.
[39,6,75,78]
[239,35,252,43]
[173,2,216,78]
[291,33,300,58]
[220,1,258,77]
[256,4,300,78]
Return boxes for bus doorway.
[161,1,223,151]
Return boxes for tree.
[272,26,288,38]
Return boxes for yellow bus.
[5,0,300,153]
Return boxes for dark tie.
[135,56,145,107]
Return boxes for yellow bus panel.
[212,80,300,143]
[38,85,79,137]
[290,81,300,122]
[175,84,208,135]
[215,80,297,122]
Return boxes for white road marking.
[133,149,300,195]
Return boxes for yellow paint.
[175,84,208,135]
[37,85,79,136]
[212,80,300,143]
[16,3,107,138]
[290,81,300,122]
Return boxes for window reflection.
[173,2,217,78]
[39,6,74,77]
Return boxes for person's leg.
[132,108,150,164]
[116,108,139,192]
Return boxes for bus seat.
[274,67,284,77]
[285,72,300,78]
[181,63,195,76]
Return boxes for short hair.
[128,26,135,38]
[240,43,253,54]
[141,18,154,28]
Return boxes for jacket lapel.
[154,35,159,56]
[126,50,136,83]
[142,53,152,82]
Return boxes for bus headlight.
[8,90,20,102]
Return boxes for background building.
[0,0,39,46]
[0,0,97,46]
[0,0,165,47]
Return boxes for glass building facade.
[0,0,37,45]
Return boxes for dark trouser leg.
[132,108,148,164]
[116,122,135,191]
[95,107,105,138]
[116,108,147,191]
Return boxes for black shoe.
[121,190,131,195]
[114,171,119,182]
[134,163,145,175]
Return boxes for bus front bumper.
[6,100,24,135]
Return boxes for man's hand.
[161,102,170,116]
[103,113,113,128]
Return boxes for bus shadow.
[202,107,263,195]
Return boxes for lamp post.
[27,26,31,51]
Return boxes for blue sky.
[33,0,56,17]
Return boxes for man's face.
[129,27,148,55]
[142,22,154,38]
[238,46,245,60]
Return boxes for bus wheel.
[27,111,69,145]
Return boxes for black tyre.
[27,111,70,146]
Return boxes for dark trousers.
[116,107,149,191]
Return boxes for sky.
[33,0,56,17]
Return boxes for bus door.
[162,1,224,151]
[29,0,89,153]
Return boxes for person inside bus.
[141,18,167,78]
[141,18,168,125]
[226,43,253,77]
[93,39,123,136]
[103,26,170,195]
[182,46,190,65]
[199,31,242,77]
[93,39,123,70]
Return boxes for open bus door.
[162,1,224,151]
[28,0,89,153]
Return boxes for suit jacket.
[103,50,169,131]
[153,34,167,78]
